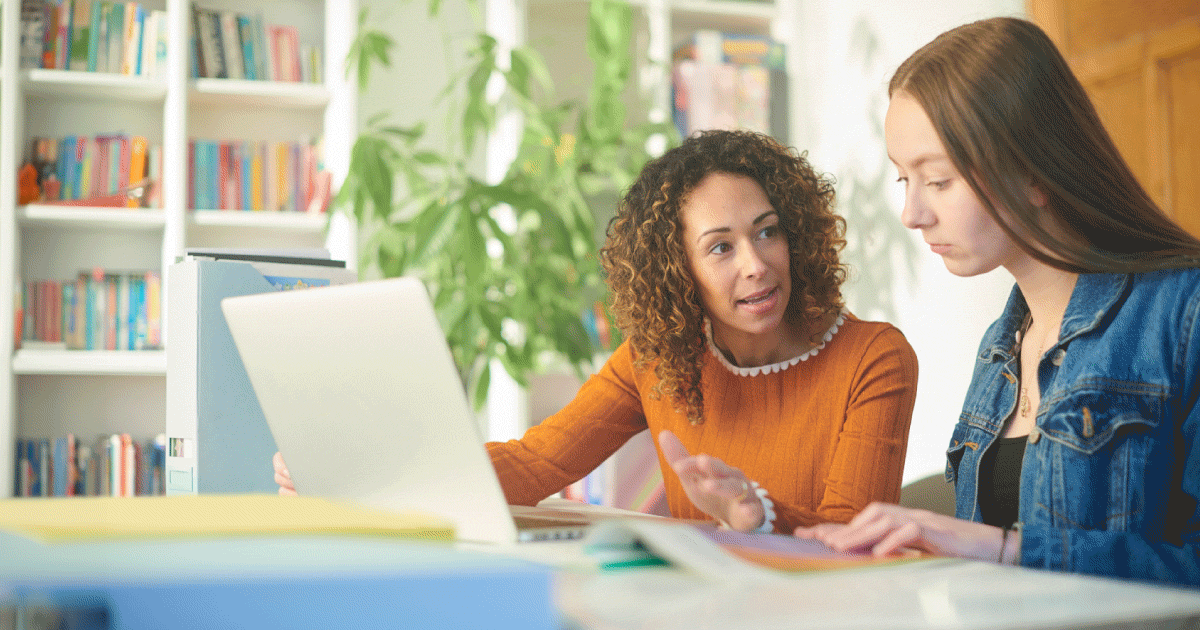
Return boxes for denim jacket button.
[1028,428,1041,444]
[1051,349,1066,366]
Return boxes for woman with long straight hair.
[796,16,1200,587]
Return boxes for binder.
[165,257,355,495]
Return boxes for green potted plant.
[338,0,674,409]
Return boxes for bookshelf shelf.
[671,0,777,21]
[189,79,330,109]
[12,349,167,376]
[18,206,167,230]
[189,209,330,232]
[22,70,168,102]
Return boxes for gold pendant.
[1019,389,1029,417]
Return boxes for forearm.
[1019,525,1200,587]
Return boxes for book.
[0,494,455,543]
[21,0,49,69]
[672,30,789,143]
[120,1,142,76]
[582,518,924,579]
[218,10,242,80]
[67,0,91,71]
[55,0,72,70]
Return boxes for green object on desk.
[585,541,671,570]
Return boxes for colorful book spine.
[128,135,148,207]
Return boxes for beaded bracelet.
[720,480,776,533]
[751,481,776,534]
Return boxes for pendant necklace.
[1017,314,1035,419]
[1016,313,1052,420]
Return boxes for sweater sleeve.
[772,326,919,532]
[485,343,650,506]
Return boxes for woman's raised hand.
[657,430,766,532]
[273,451,298,496]
[793,502,1012,562]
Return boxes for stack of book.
[671,30,789,143]
[26,133,159,207]
[19,0,167,76]
[17,268,162,352]
[13,433,167,498]
[190,3,321,83]
[188,137,329,213]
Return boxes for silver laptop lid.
[221,277,520,544]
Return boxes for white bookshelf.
[0,0,358,497]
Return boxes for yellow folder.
[0,494,455,543]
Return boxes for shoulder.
[836,313,916,356]
[829,313,918,371]
[1129,267,1200,303]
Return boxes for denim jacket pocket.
[1037,381,1167,455]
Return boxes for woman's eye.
[928,179,950,191]
[709,242,730,255]
[758,225,780,239]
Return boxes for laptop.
[220,277,599,544]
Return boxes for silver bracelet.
[997,525,1011,564]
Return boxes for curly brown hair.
[600,129,847,424]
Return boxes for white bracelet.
[719,480,777,533]
[752,481,776,533]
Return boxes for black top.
[978,435,1027,528]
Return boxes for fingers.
[273,451,296,495]
[274,469,295,490]
[656,430,690,465]
[272,451,290,479]
[868,521,924,557]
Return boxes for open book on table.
[582,518,925,580]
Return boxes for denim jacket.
[947,269,1200,587]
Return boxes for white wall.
[792,0,1023,483]
[355,0,479,170]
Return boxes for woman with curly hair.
[482,129,919,533]
[275,129,918,533]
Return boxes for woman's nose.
[900,190,931,230]
[740,246,768,278]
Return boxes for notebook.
[220,277,598,544]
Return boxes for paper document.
[0,495,455,543]
[583,518,922,580]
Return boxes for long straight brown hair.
[890,17,1200,273]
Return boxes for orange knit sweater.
[486,313,918,533]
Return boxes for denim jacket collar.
[979,273,1129,364]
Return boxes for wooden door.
[1027,0,1200,239]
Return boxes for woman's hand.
[273,451,298,496]
[794,502,1015,562]
[658,430,765,532]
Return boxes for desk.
[554,557,1200,630]
[3,523,1200,630]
